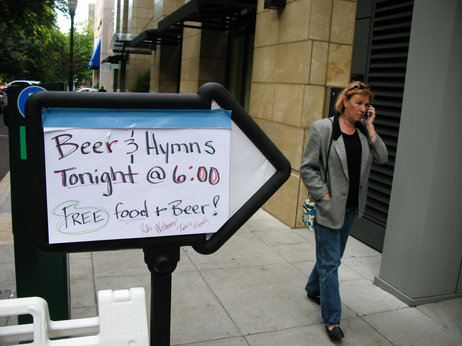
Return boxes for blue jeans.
[305,208,356,326]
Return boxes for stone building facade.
[90,0,462,305]
[123,0,154,90]
[143,0,358,227]
[94,0,153,91]
[250,0,356,227]
[88,0,462,306]
[93,0,114,90]
[93,0,358,225]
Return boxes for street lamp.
[68,0,78,91]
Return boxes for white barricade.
[0,287,149,345]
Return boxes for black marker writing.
[52,134,118,159]
[54,165,138,196]
[145,131,215,163]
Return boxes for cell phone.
[364,111,369,120]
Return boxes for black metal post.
[5,84,69,323]
[143,246,180,346]
[68,13,75,91]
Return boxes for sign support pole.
[25,83,291,344]
[143,245,180,346]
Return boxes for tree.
[0,0,61,25]
[0,0,59,81]
[0,0,92,85]
[41,28,69,83]
[72,25,94,86]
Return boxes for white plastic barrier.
[0,287,149,345]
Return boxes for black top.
[342,131,362,209]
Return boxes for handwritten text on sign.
[42,108,231,244]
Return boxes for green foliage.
[42,29,69,83]
[0,0,93,86]
[0,0,57,28]
[0,0,58,81]
[130,71,151,92]
[72,26,94,85]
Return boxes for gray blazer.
[300,116,388,229]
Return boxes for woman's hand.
[321,193,331,199]
[365,105,377,143]
[365,105,376,127]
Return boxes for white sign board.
[42,108,231,244]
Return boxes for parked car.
[0,85,6,113]
[6,80,41,88]
[76,87,98,92]
[2,80,42,112]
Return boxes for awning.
[158,0,257,31]
[110,33,153,54]
[128,26,182,49]
[129,0,257,49]
[88,37,101,69]
[101,54,126,64]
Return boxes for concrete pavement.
[0,115,9,183]
[0,172,461,345]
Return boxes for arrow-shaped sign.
[26,82,291,254]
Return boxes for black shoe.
[325,326,344,342]
[307,292,320,305]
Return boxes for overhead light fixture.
[264,0,286,10]
[68,0,77,16]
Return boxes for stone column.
[180,26,228,94]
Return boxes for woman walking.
[300,81,388,341]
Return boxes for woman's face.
[343,94,370,123]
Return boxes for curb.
[0,172,12,244]
[0,171,10,212]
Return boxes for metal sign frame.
[26,83,291,254]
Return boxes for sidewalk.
[1,172,461,345]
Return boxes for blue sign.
[18,86,46,117]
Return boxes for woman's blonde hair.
[335,81,374,114]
